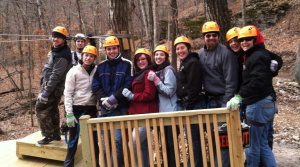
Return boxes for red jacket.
[129,70,159,115]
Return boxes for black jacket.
[239,44,274,105]
[176,52,203,105]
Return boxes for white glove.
[66,113,78,127]
[122,88,134,100]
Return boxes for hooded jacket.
[41,44,72,94]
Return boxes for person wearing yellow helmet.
[92,35,133,167]
[227,25,277,167]
[145,44,177,167]
[122,48,158,167]
[36,26,72,145]
[174,36,206,167]
[199,21,239,167]
[63,45,99,167]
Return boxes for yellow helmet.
[174,36,192,46]
[238,25,257,39]
[226,27,241,42]
[103,36,120,47]
[135,48,151,57]
[52,26,68,37]
[82,45,98,57]
[154,45,169,54]
[202,21,220,34]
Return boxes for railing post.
[229,110,244,167]
[79,115,92,167]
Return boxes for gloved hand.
[37,90,49,104]
[122,88,134,101]
[147,70,161,86]
[101,95,118,110]
[270,60,278,72]
[66,113,77,127]
[226,95,242,110]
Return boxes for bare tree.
[108,0,129,33]
[75,0,85,33]
[241,0,246,26]
[152,0,159,46]
[204,0,231,43]
[168,0,178,69]
[36,0,46,30]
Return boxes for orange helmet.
[135,48,151,57]
[82,45,98,57]
[154,45,169,54]
[238,25,257,39]
[52,26,68,38]
[174,36,192,46]
[103,36,120,47]
[226,27,241,42]
[202,21,220,34]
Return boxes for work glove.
[37,90,49,104]
[147,70,161,86]
[122,88,134,101]
[66,113,78,127]
[101,95,118,110]
[226,95,242,110]
[270,60,278,72]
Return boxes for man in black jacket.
[36,26,72,145]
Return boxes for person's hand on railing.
[226,95,242,110]
[122,88,134,101]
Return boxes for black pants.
[64,105,99,167]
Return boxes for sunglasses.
[205,33,218,38]
[238,37,254,42]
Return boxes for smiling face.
[154,51,167,65]
[52,37,64,47]
[228,37,241,53]
[239,37,255,51]
[82,53,96,66]
[105,45,120,59]
[176,43,189,61]
[136,54,149,70]
[204,32,219,49]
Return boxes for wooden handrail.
[80,108,244,167]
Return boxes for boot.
[37,136,54,145]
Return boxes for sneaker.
[37,137,54,145]
[53,135,61,141]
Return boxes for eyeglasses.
[138,57,147,62]
[205,33,218,38]
[238,37,253,42]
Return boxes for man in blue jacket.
[92,35,133,167]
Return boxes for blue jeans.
[177,100,206,167]
[99,107,128,167]
[245,96,276,167]
[206,96,230,167]
[132,127,149,167]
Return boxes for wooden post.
[79,115,92,167]
[228,110,244,167]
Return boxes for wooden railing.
[79,108,244,167]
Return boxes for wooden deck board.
[0,131,83,167]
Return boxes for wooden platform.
[16,131,82,161]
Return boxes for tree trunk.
[204,0,231,43]
[169,0,178,69]
[152,0,159,47]
[75,0,85,33]
[36,0,46,30]
[108,0,129,33]
[241,0,246,26]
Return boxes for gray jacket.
[156,65,178,112]
[199,43,238,103]
[41,45,72,94]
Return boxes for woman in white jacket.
[147,44,177,167]
[63,45,99,167]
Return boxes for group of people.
[35,20,282,167]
